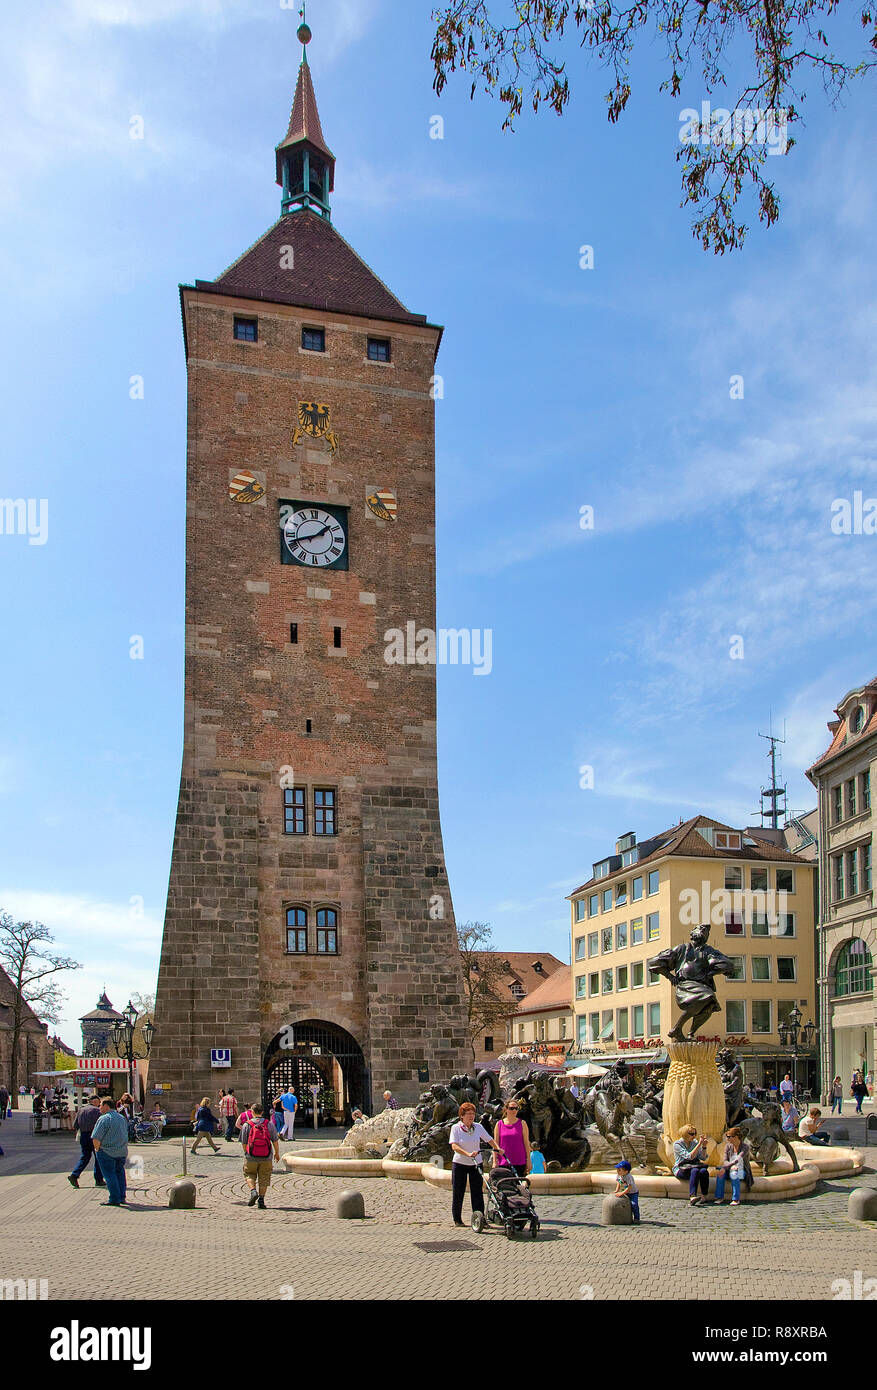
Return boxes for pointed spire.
[276,8,335,219]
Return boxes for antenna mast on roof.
[756,717,788,830]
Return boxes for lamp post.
[778,1005,817,1102]
[112,1000,155,1107]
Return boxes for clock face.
[279,501,348,570]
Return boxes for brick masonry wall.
[150,253,469,1114]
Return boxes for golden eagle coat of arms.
[292,402,338,455]
[367,489,397,521]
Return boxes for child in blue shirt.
[614,1160,640,1223]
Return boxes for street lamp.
[112,1000,155,1106]
[778,1005,816,1101]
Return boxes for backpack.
[245,1118,273,1159]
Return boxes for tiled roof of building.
[471,951,566,1006]
[190,209,430,328]
[515,965,572,1016]
[806,676,877,779]
[569,814,812,897]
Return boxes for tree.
[0,912,82,1091]
[432,1,877,252]
[129,991,156,1058]
[457,920,515,1064]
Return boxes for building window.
[588,894,599,917]
[846,778,858,818]
[751,913,769,937]
[833,785,843,824]
[333,626,342,649]
[833,855,845,902]
[750,867,768,892]
[615,881,627,906]
[863,770,871,812]
[616,921,628,950]
[632,1005,644,1038]
[519,1025,525,1042]
[776,868,794,894]
[290,623,299,644]
[646,912,660,942]
[574,936,586,961]
[588,973,600,997]
[577,1015,589,1048]
[484,1035,494,1052]
[617,1007,629,1040]
[314,788,336,835]
[283,786,306,835]
[725,956,745,981]
[286,907,307,954]
[834,939,874,996]
[302,327,326,352]
[751,956,771,982]
[367,337,391,363]
[538,1020,546,1041]
[777,914,795,938]
[600,1011,614,1041]
[862,842,872,892]
[751,1000,772,1033]
[560,1017,567,1038]
[851,705,866,734]
[574,899,586,921]
[587,931,599,957]
[724,913,744,936]
[589,1012,600,1043]
[647,964,661,985]
[847,849,859,896]
[616,965,629,991]
[631,876,643,901]
[647,870,660,895]
[576,974,588,999]
[601,969,613,994]
[777,957,797,982]
[631,918,644,946]
[647,1002,661,1035]
[726,1000,746,1032]
[631,962,644,989]
[601,889,612,913]
[316,907,338,954]
[724,865,743,891]
[233,316,257,342]
[601,927,613,954]
[715,831,741,850]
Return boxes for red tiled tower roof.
[276,55,335,181]
[192,210,430,327]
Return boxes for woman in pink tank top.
[494,1100,531,1176]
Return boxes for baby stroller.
[472,1161,540,1240]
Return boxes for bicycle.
[131,1119,162,1144]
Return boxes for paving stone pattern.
[0,1116,874,1302]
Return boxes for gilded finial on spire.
[297,3,312,60]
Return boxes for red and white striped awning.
[74,1058,129,1071]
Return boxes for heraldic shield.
[292,402,339,456]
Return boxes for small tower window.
[367,338,391,363]
[302,327,325,353]
[316,907,338,955]
[283,787,306,836]
[290,623,298,644]
[333,627,342,648]
[234,317,258,342]
[286,907,308,954]
[314,788,336,835]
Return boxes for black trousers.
[452,1163,484,1223]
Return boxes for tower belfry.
[150,22,468,1117]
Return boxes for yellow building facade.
[569,817,817,1088]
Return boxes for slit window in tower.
[290,623,298,644]
[333,627,342,648]
[302,327,325,353]
[314,788,336,835]
[306,719,313,735]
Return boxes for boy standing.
[239,1103,280,1209]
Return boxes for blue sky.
[1,0,875,1044]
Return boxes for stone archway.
[263,1019,368,1125]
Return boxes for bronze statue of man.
[648,923,737,1042]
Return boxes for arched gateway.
[264,1021,368,1125]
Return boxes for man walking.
[219,1088,239,1141]
[277,1086,298,1141]
[68,1094,105,1189]
[91,1098,130,1207]
[239,1103,280,1209]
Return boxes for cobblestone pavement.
[0,1115,874,1301]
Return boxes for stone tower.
[150,26,468,1119]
